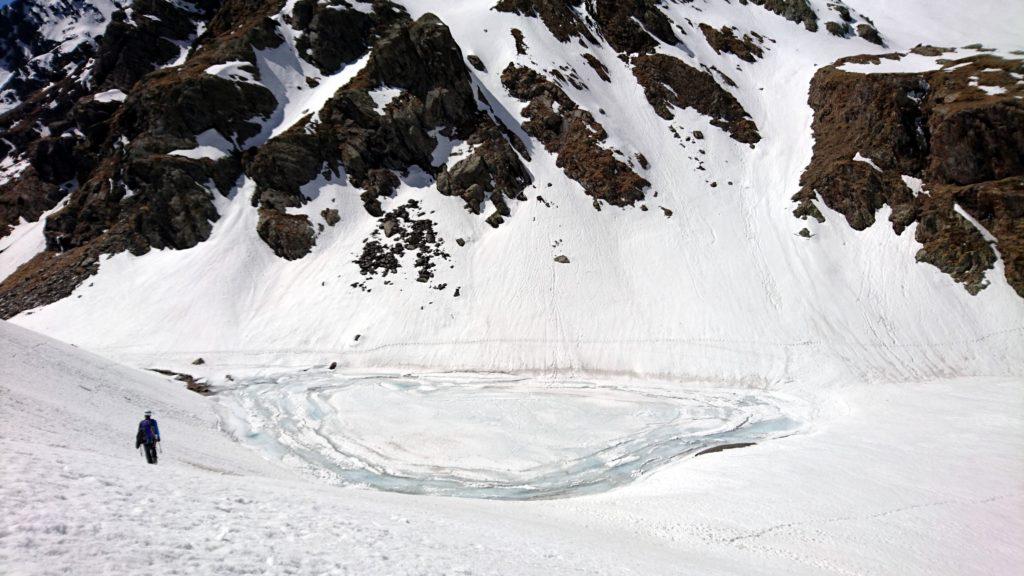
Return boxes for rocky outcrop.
[587,0,678,55]
[291,0,404,74]
[493,0,595,44]
[582,53,610,81]
[855,23,883,47]
[313,13,531,220]
[0,0,221,238]
[632,54,761,145]
[0,245,102,318]
[249,130,327,210]
[494,0,676,56]
[0,0,285,315]
[699,24,765,63]
[90,0,205,91]
[502,64,649,206]
[256,209,316,260]
[738,0,817,32]
[795,52,1024,296]
[436,124,532,218]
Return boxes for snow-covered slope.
[3,319,1023,575]
[1,0,1020,384]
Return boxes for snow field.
[2,320,1022,575]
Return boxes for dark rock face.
[632,54,761,144]
[0,0,287,317]
[502,64,649,206]
[314,13,531,220]
[826,21,852,37]
[493,0,594,43]
[90,0,201,91]
[795,53,1024,296]
[495,0,675,55]
[321,208,341,226]
[582,53,610,81]
[856,23,883,46]
[0,0,220,238]
[257,209,316,260]
[0,169,69,239]
[436,124,532,217]
[249,132,326,210]
[44,156,223,255]
[699,24,765,63]
[467,55,486,71]
[588,0,678,55]
[292,0,371,73]
[511,28,529,55]
[0,245,101,318]
[738,0,818,32]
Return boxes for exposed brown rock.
[582,53,611,81]
[502,64,649,206]
[738,0,818,32]
[795,52,1024,296]
[910,45,954,57]
[321,208,340,226]
[0,245,101,319]
[312,13,531,223]
[825,21,851,37]
[256,208,316,260]
[148,368,212,395]
[699,24,764,63]
[856,23,883,46]
[511,28,528,55]
[467,54,486,71]
[0,167,67,238]
[436,125,532,215]
[290,0,403,74]
[493,0,595,44]
[958,178,1024,293]
[588,0,678,55]
[632,54,761,144]
[499,0,676,56]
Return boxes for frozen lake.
[216,372,806,499]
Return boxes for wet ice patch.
[216,372,805,500]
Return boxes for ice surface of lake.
[217,372,805,499]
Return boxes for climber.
[136,410,161,464]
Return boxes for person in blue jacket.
[136,410,161,464]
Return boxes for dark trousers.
[143,442,158,464]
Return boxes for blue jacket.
[138,418,160,444]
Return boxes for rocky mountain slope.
[0,0,1021,381]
